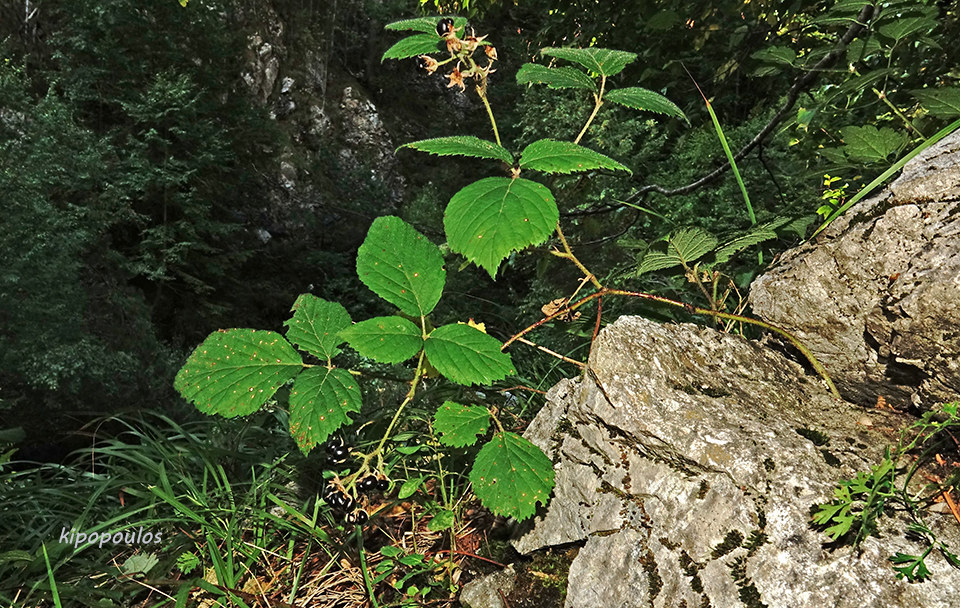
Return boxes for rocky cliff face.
[749,131,960,410]
[500,317,959,608]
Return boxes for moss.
[639,547,663,604]
[679,550,704,594]
[710,530,744,559]
[795,427,829,446]
[762,457,775,472]
[820,449,842,468]
[660,536,680,551]
[730,556,768,608]
[744,530,767,556]
[697,479,710,499]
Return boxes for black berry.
[359,476,378,493]
[354,509,369,524]
[376,478,390,492]
[436,18,454,37]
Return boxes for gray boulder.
[749,131,960,409]
[513,316,959,608]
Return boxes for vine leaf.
[289,367,362,455]
[516,63,596,91]
[444,177,558,278]
[174,329,303,418]
[356,216,446,317]
[540,47,637,77]
[433,401,490,447]
[519,139,631,175]
[284,294,352,361]
[384,16,467,34]
[470,432,555,521]
[840,125,907,163]
[636,227,718,274]
[339,316,423,364]
[912,87,960,118]
[399,136,513,164]
[424,323,514,386]
[605,88,688,123]
[381,34,442,62]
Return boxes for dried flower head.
[484,45,498,61]
[446,65,466,92]
[416,55,439,74]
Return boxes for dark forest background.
[1,0,958,469]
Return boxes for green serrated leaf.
[470,432,554,520]
[398,476,426,499]
[912,87,960,118]
[122,553,159,576]
[424,324,514,386]
[340,316,423,364]
[381,34,442,62]
[516,63,596,91]
[384,16,467,33]
[399,136,513,164]
[433,401,490,447]
[357,216,446,317]
[877,15,936,44]
[751,46,797,66]
[605,87,688,123]
[636,228,718,274]
[444,177,557,278]
[289,367,361,455]
[541,47,636,77]
[284,295,352,361]
[175,329,303,418]
[840,125,908,163]
[713,228,778,265]
[428,509,456,531]
[519,139,631,175]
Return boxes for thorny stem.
[504,287,841,399]
[574,74,606,145]
[552,223,602,290]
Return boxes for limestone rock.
[749,131,960,409]
[460,565,516,608]
[514,316,960,608]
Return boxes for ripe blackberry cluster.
[321,437,390,526]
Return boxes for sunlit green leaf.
[357,216,446,317]
[636,228,718,274]
[384,16,467,34]
[605,87,688,123]
[444,177,557,278]
[174,329,303,418]
[470,432,554,520]
[289,368,361,454]
[340,316,423,364]
[433,401,490,447]
[541,47,637,77]
[399,136,513,164]
[284,295,352,361]
[912,87,960,118]
[519,139,630,174]
[382,34,442,62]
[424,324,514,386]
[516,63,596,91]
[840,125,907,163]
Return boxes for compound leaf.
[840,125,907,163]
[519,139,631,175]
[470,432,555,520]
[399,136,513,164]
[340,316,423,364]
[516,63,596,91]
[382,34,442,62]
[357,216,446,317]
[541,47,636,77]
[444,177,557,278]
[384,16,467,34]
[890,552,932,582]
[174,329,303,418]
[289,367,361,454]
[636,227,718,274]
[605,87,688,123]
[912,87,960,118]
[433,401,490,447]
[424,323,514,385]
[284,294,352,361]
